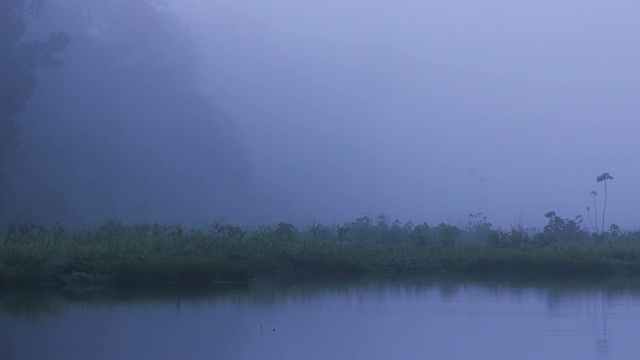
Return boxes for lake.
[2,276,640,359]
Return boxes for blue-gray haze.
[6,0,640,230]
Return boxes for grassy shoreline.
[2,215,640,287]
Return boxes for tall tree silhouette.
[596,172,613,234]
[8,0,251,224]
[587,191,598,233]
[0,0,70,221]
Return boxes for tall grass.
[2,213,640,287]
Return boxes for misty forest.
[2,0,640,287]
[7,2,640,359]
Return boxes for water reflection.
[2,276,640,360]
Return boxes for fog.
[3,0,640,230]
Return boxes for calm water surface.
[2,277,640,359]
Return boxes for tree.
[0,0,70,121]
[596,172,614,234]
[2,0,251,225]
[539,211,587,245]
[0,0,70,221]
[587,191,598,233]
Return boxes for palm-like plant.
[596,172,614,233]
[588,191,598,233]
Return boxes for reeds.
[2,216,640,287]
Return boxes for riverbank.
[2,217,640,287]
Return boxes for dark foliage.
[1,212,638,287]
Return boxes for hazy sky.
[166,1,640,229]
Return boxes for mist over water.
[3,0,640,229]
[169,1,640,229]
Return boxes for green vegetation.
[2,212,640,288]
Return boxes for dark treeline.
[1,0,251,226]
[1,0,71,220]
[2,211,640,287]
